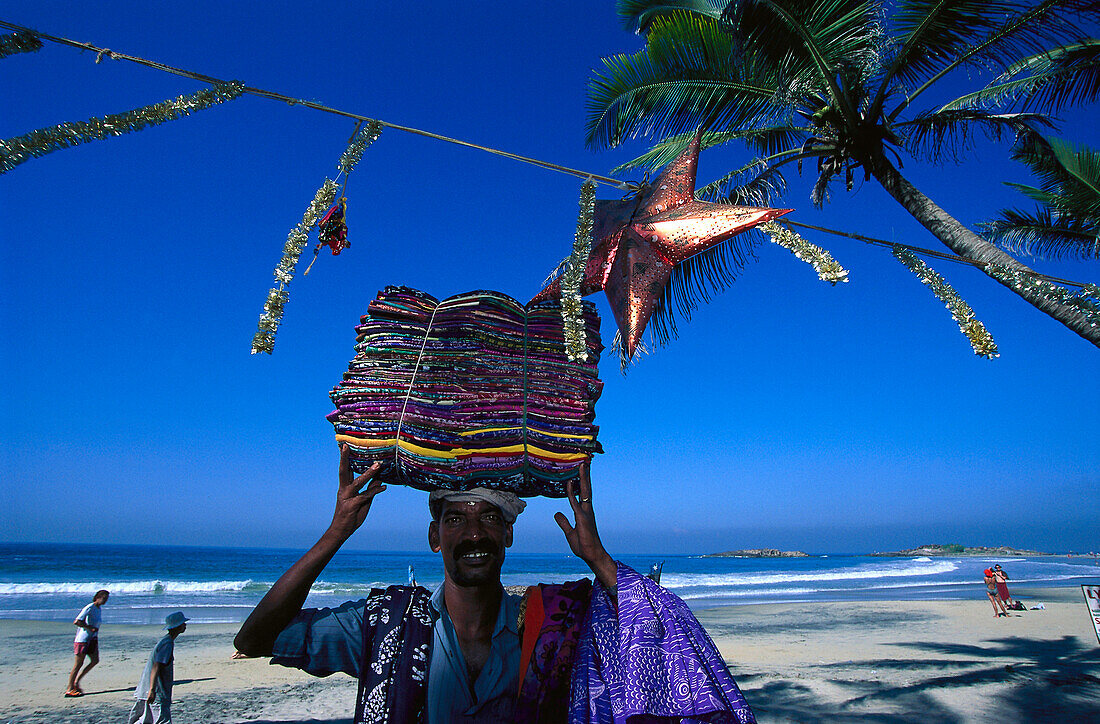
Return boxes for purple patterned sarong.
[516,579,594,723]
[569,565,756,723]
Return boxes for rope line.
[784,220,1089,289]
[395,303,439,483]
[3,19,1094,291]
[520,308,530,486]
[0,19,629,190]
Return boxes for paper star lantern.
[532,131,790,359]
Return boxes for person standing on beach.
[128,611,188,724]
[234,446,755,723]
[993,564,1015,607]
[984,568,1008,617]
[65,589,108,697]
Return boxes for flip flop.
[64,690,83,697]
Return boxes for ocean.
[2,542,1098,625]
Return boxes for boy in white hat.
[127,611,188,724]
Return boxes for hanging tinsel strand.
[559,178,596,362]
[303,120,384,276]
[0,30,41,58]
[892,246,999,358]
[983,264,1100,330]
[252,120,386,353]
[338,120,383,176]
[251,178,339,354]
[0,81,244,175]
[761,221,849,284]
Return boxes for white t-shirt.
[74,603,102,643]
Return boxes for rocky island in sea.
[703,548,810,558]
[871,543,1048,557]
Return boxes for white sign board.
[1083,585,1100,645]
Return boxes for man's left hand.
[555,461,617,590]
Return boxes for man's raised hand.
[555,461,617,590]
[330,444,385,540]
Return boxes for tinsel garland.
[983,263,1100,330]
[560,178,596,361]
[761,221,849,284]
[338,120,384,175]
[0,81,244,175]
[892,246,999,358]
[251,179,338,354]
[0,31,43,58]
[251,121,385,354]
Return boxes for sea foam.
[660,559,959,590]
[0,579,257,595]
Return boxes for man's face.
[429,500,512,587]
[95,593,109,606]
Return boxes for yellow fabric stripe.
[334,434,588,461]
[455,426,591,440]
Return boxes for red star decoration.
[532,131,791,359]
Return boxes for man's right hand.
[235,445,386,658]
[328,445,386,541]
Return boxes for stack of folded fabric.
[327,286,603,497]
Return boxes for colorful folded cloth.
[328,286,603,497]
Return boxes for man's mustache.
[453,540,499,559]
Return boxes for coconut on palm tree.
[586,0,1100,347]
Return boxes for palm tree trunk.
[865,151,1100,348]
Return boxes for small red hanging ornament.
[318,197,349,254]
[304,197,349,276]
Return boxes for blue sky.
[2,1,1098,556]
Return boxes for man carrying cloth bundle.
[235,446,755,723]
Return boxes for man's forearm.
[147,662,161,700]
[233,527,348,656]
[585,551,617,592]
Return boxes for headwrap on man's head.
[428,488,526,525]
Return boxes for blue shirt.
[427,584,521,723]
[271,585,522,723]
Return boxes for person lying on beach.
[65,589,108,697]
[235,445,755,723]
[984,568,1008,617]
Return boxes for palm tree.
[981,132,1100,260]
[586,0,1100,347]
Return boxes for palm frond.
[648,226,762,346]
[1007,134,1100,214]
[890,0,1099,119]
[941,40,1100,112]
[586,14,786,149]
[696,156,793,205]
[729,0,882,125]
[610,125,808,173]
[810,166,833,207]
[617,0,729,33]
[896,110,1053,163]
[612,129,738,173]
[979,207,1100,259]
[888,1,1028,92]
[1046,138,1100,212]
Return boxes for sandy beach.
[2,586,1097,723]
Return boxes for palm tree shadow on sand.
[741,635,1100,723]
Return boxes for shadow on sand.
[743,635,1100,723]
[242,720,351,724]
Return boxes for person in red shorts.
[65,589,109,697]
